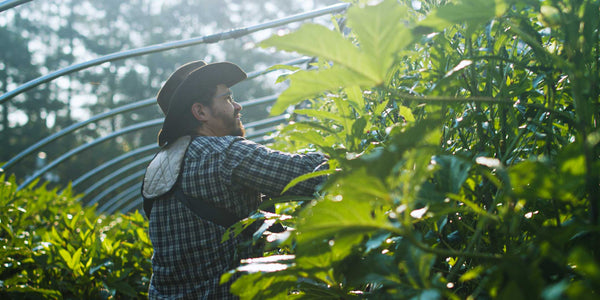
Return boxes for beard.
[232,116,245,137]
[233,123,245,137]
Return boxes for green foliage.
[0,174,151,299]
[262,0,413,115]
[228,0,600,298]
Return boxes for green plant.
[0,174,152,299]
[224,0,600,298]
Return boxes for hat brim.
[188,62,247,88]
[156,60,208,115]
[158,61,247,146]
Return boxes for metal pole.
[106,184,146,215]
[120,196,143,214]
[243,114,288,129]
[0,2,350,104]
[80,155,153,198]
[245,124,281,140]
[1,98,155,172]
[90,170,146,210]
[70,144,158,190]
[98,181,143,213]
[17,118,163,190]
[0,0,32,12]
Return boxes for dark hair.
[178,85,217,133]
[158,84,216,146]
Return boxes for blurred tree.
[0,14,55,180]
[0,0,340,197]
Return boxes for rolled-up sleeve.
[222,138,328,197]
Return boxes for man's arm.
[224,139,328,197]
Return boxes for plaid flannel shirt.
[147,136,327,299]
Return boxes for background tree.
[0,0,338,194]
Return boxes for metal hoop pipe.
[17,118,163,190]
[70,144,158,190]
[91,170,146,210]
[0,0,32,12]
[1,98,155,172]
[104,183,144,214]
[0,3,350,104]
[80,154,153,200]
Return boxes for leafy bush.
[2,0,599,299]
[225,0,600,299]
[0,175,152,299]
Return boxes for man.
[141,61,327,299]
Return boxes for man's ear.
[191,103,209,122]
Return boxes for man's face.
[203,84,245,137]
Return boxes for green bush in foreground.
[223,0,600,299]
[2,0,599,299]
[0,175,152,299]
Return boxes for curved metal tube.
[120,195,144,214]
[244,114,288,129]
[81,154,153,198]
[2,92,278,174]
[1,98,155,172]
[89,170,146,209]
[0,0,32,12]
[239,94,279,108]
[246,126,280,141]
[70,144,158,190]
[17,118,163,190]
[0,2,350,104]
[98,182,143,214]
[104,183,144,215]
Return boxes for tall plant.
[225,0,599,299]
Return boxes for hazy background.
[0,0,340,193]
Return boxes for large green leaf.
[342,118,442,182]
[263,0,416,115]
[509,160,555,200]
[346,0,412,79]
[281,169,335,194]
[330,167,391,202]
[296,196,394,246]
[419,0,509,31]
[270,65,377,115]
[432,155,473,194]
[344,85,366,113]
[230,272,298,299]
[261,23,379,82]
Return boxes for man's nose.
[234,101,242,111]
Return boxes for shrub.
[224,0,600,299]
[0,175,152,299]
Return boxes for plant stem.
[402,229,502,261]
